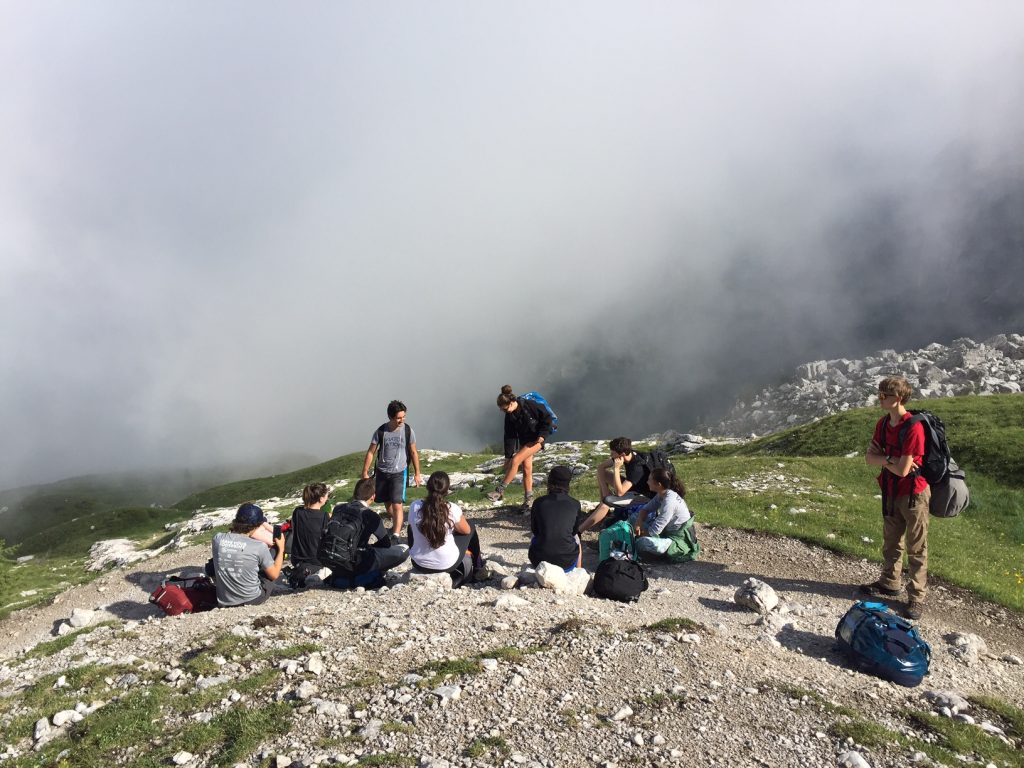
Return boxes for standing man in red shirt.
[861,376,931,620]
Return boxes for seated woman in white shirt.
[408,471,483,586]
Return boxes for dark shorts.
[375,469,407,505]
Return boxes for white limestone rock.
[535,561,568,591]
[734,578,779,614]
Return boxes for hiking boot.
[903,601,924,621]
[485,489,505,502]
[520,493,534,514]
[858,581,902,598]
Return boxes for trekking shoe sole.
[859,582,902,598]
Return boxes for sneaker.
[473,566,492,582]
[903,601,924,621]
[486,490,504,502]
[859,581,902,598]
[518,501,532,515]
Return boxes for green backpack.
[661,518,700,563]
[599,520,637,562]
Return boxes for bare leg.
[596,460,616,500]
[501,442,543,487]
[523,454,533,495]
[577,503,610,534]
[388,502,404,535]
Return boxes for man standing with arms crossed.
[362,399,422,537]
[862,376,931,621]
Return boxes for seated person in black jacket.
[529,465,583,571]
[288,482,332,587]
[326,478,409,588]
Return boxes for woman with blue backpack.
[486,385,554,513]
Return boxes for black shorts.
[375,469,408,504]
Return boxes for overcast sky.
[2,3,1023,488]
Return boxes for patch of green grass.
[559,707,580,726]
[969,694,1024,739]
[381,721,414,734]
[417,657,483,683]
[906,709,1024,766]
[645,617,702,633]
[464,735,510,758]
[18,621,118,661]
[346,671,386,689]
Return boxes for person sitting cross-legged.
[326,478,410,589]
[210,503,288,608]
[631,468,699,562]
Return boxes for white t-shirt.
[408,498,463,570]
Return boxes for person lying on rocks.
[529,465,583,571]
[630,468,699,562]
[210,503,288,607]
[576,437,654,534]
[410,470,484,587]
[325,477,410,589]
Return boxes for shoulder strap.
[405,422,413,464]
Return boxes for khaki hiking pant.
[878,486,931,602]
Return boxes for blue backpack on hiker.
[522,391,558,432]
[835,601,931,687]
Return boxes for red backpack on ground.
[149,575,218,616]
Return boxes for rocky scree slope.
[710,333,1024,438]
[2,497,1023,768]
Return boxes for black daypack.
[375,422,413,468]
[317,504,364,571]
[593,557,649,602]
[897,410,970,518]
[639,449,676,478]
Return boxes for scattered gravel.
[2,500,1022,767]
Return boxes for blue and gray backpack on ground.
[898,409,970,518]
[521,391,558,432]
[835,601,931,687]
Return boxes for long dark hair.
[418,471,453,549]
[650,467,686,498]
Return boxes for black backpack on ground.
[896,410,970,518]
[317,503,364,571]
[593,557,649,602]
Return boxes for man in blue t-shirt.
[361,399,422,537]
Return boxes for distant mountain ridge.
[708,332,1024,437]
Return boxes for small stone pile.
[709,333,1024,437]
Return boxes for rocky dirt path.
[2,504,1022,768]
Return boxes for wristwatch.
[885,455,894,465]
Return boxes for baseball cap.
[235,502,267,526]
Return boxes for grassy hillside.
[713,394,1024,488]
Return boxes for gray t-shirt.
[371,424,416,474]
[212,532,274,607]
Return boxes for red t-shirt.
[873,412,928,496]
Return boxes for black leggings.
[411,523,483,578]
